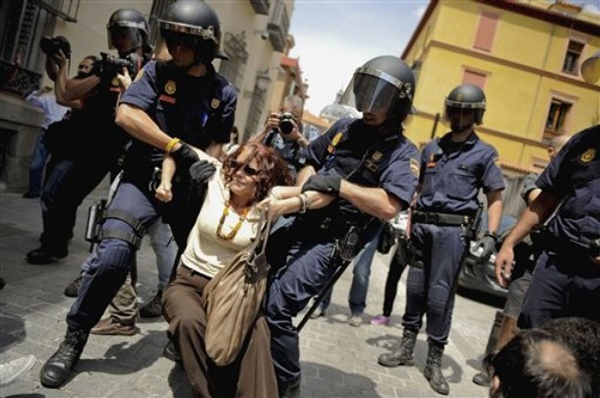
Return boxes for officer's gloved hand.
[171,142,200,175]
[301,174,343,196]
[473,231,498,265]
[189,160,216,188]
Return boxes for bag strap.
[250,205,273,257]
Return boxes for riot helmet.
[159,0,221,65]
[444,84,486,132]
[107,9,149,54]
[341,56,415,124]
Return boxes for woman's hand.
[258,197,294,220]
[155,183,173,202]
[117,67,132,90]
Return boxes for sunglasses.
[230,160,260,177]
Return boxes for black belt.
[412,211,471,226]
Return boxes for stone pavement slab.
[1,192,500,397]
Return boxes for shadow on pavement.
[167,363,193,398]
[0,309,27,352]
[300,361,379,397]
[76,330,165,375]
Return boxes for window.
[218,32,248,92]
[462,69,487,89]
[545,99,571,134]
[473,11,499,52]
[562,40,584,74]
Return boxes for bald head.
[548,135,571,160]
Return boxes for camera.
[590,238,600,258]
[99,52,142,77]
[278,112,295,134]
[39,36,71,59]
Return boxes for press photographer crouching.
[26,9,151,266]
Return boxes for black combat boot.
[424,343,449,395]
[378,329,417,367]
[40,328,88,388]
[26,245,68,265]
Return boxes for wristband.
[165,138,181,154]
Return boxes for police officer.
[40,1,236,388]
[495,53,600,329]
[26,8,151,265]
[378,84,505,395]
[262,56,420,397]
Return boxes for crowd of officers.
[18,0,600,396]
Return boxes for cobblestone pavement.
[0,188,500,397]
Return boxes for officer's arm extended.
[494,190,560,287]
[339,181,401,220]
[116,103,177,151]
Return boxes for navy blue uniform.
[402,132,504,345]
[38,67,136,254]
[66,60,236,331]
[519,126,600,328]
[265,118,419,387]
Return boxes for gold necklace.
[216,200,250,241]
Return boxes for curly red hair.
[223,143,292,202]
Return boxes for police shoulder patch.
[410,158,420,177]
[111,77,120,87]
[581,148,596,163]
[211,98,220,109]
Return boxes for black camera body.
[590,238,600,258]
[278,112,295,135]
[99,52,142,78]
[39,36,71,59]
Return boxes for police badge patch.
[211,98,220,109]
[164,80,176,95]
[581,148,596,163]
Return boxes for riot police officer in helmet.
[26,8,151,266]
[262,56,419,397]
[40,1,236,388]
[377,83,504,395]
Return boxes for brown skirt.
[163,264,278,398]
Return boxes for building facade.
[0,0,295,190]
[402,0,600,175]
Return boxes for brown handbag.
[203,205,273,366]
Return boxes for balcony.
[266,1,289,52]
[0,60,41,96]
[249,0,270,15]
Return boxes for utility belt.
[534,226,600,258]
[412,211,473,227]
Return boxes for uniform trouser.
[40,153,116,251]
[27,127,49,195]
[518,250,600,329]
[163,265,278,398]
[81,220,177,325]
[66,181,160,331]
[320,228,381,314]
[401,223,466,346]
[265,219,338,387]
[382,240,410,317]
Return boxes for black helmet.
[160,0,221,64]
[107,9,149,53]
[341,56,415,124]
[444,84,486,131]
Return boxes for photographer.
[26,9,151,265]
[250,95,318,180]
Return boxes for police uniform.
[265,117,419,387]
[402,132,504,346]
[36,61,146,261]
[519,126,600,328]
[66,60,236,331]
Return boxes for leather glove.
[171,142,200,175]
[473,232,498,265]
[301,174,342,196]
[189,160,216,188]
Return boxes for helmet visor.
[340,73,398,116]
[444,106,477,130]
[108,27,143,52]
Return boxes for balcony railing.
[266,1,289,52]
[0,60,41,96]
[249,0,270,15]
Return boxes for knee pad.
[90,238,135,273]
[428,284,451,315]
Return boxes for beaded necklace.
[216,200,250,241]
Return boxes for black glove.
[171,142,200,175]
[189,160,216,188]
[301,174,342,196]
[473,231,498,265]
